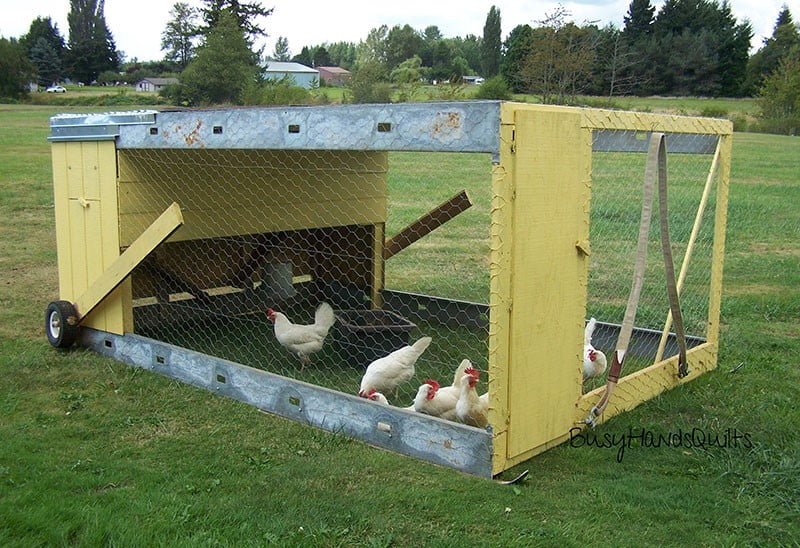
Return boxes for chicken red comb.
[367,389,377,397]
[267,308,275,315]
[464,368,480,379]
[424,379,440,391]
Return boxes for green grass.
[1,103,798,545]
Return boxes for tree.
[326,41,357,69]
[746,6,800,94]
[291,46,313,66]
[623,0,656,42]
[19,17,67,63]
[161,2,200,69]
[757,48,800,134]
[0,37,35,99]
[178,11,259,104]
[648,0,752,96]
[501,24,533,92]
[590,24,647,97]
[199,0,273,43]
[521,7,596,104]
[481,5,502,77]
[66,0,120,83]
[272,36,290,61]
[29,37,63,87]
[356,25,389,78]
[385,24,423,70]
[450,34,482,75]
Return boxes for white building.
[136,78,179,92]
[264,62,319,89]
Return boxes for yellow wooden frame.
[489,104,732,474]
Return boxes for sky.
[1,0,797,63]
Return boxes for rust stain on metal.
[430,111,462,137]
[181,120,204,147]
[443,439,453,449]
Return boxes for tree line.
[1,0,798,133]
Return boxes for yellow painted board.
[489,109,516,475]
[501,102,733,135]
[494,343,719,471]
[504,106,590,459]
[119,198,386,245]
[51,143,73,300]
[116,173,387,215]
[74,202,184,321]
[575,343,718,427]
[706,134,732,348]
[118,148,388,177]
[372,223,385,308]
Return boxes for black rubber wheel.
[45,300,79,348]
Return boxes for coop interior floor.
[134,302,489,407]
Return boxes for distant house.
[317,66,351,86]
[136,78,179,92]
[463,75,485,85]
[264,62,319,89]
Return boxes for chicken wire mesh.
[122,147,492,408]
[114,122,719,408]
[584,129,719,391]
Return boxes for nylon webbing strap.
[585,132,660,426]
[656,135,690,378]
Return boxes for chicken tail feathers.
[315,302,336,332]
[584,317,597,345]
[412,336,432,355]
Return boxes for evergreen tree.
[745,7,800,94]
[501,24,533,92]
[179,11,260,104]
[272,36,290,61]
[759,7,800,78]
[291,46,313,66]
[29,37,63,87]
[66,0,120,83]
[622,0,656,42]
[199,0,273,43]
[481,6,502,77]
[312,46,331,67]
[0,37,35,99]
[19,17,67,62]
[161,2,200,69]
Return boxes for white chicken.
[267,302,336,369]
[456,367,489,428]
[358,336,432,398]
[583,317,608,381]
[451,358,472,387]
[361,388,389,405]
[412,379,460,420]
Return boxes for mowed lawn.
[0,104,798,546]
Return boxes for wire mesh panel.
[48,103,732,476]
[119,146,494,408]
[584,130,720,391]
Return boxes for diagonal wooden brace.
[72,202,184,322]
[384,190,473,260]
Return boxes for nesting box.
[47,102,732,477]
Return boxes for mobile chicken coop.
[47,101,731,478]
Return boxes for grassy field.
[1,103,798,546]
